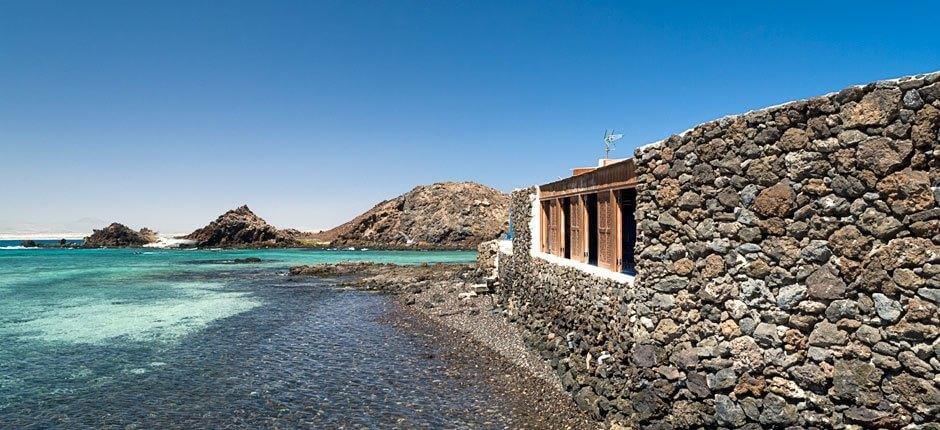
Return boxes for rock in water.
[315,182,509,250]
[182,205,297,248]
[84,223,157,247]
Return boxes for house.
[536,157,637,275]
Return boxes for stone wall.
[498,72,940,428]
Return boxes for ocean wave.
[0,246,32,250]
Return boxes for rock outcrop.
[316,182,509,250]
[182,205,302,248]
[84,223,157,247]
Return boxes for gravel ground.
[290,262,599,429]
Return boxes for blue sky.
[2,1,938,234]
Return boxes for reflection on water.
[0,249,525,428]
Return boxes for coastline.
[289,261,599,428]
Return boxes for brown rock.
[802,179,830,195]
[875,169,935,215]
[856,137,912,176]
[841,87,902,128]
[733,374,766,397]
[753,182,796,218]
[657,178,681,207]
[828,225,870,259]
[673,258,694,276]
[885,372,940,415]
[872,237,937,271]
[806,267,846,300]
[912,104,939,148]
[700,254,725,278]
[778,128,810,151]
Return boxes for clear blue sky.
[2,1,937,234]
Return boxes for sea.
[0,243,521,428]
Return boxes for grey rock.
[753,322,780,347]
[854,325,882,345]
[902,89,925,109]
[831,359,884,406]
[707,368,737,390]
[825,299,859,321]
[872,293,902,322]
[917,287,940,304]
[759,393,798,425]
[714,394,746,427]
[799,240,832,263]
[808,321,848,346]
[776,284,806,310]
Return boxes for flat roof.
[539,158,636,199]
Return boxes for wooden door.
[569,196,584,262]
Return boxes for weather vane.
[603,130,624,159]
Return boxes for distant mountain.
[181,205,317,248]
[314,182,509,250]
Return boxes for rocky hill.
[84,223,158,247]
[316,182,509,250]
[181,205,309,248]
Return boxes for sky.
[2,1,938,235]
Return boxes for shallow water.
[0,247,524,428]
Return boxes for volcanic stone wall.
[498,71,940,428]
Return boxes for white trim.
[532,250,635,285]
[529,190,541,255]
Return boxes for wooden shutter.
[555,199,566,256]
[539,202,551,252]
[569,197,584,262]
[597,192,612,269]
[611,191,622,272]
[548,201,555,255]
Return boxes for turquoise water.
[0,247,533,428]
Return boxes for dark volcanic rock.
[316,182,509,250]
[183,205,298,248]
[84,223,157,247]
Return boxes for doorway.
[586,193,598,265]
[562,198,571,259]
[619,189,637,275]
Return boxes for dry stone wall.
[498,71,940,428]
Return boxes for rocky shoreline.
[288,261,597,429]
